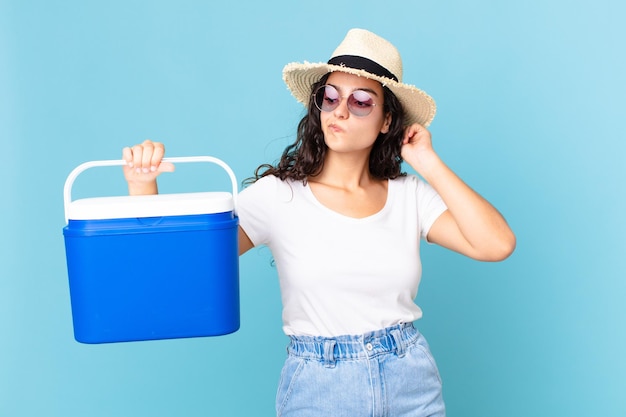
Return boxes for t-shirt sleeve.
[415,176,448,240]
[236,175,278,247]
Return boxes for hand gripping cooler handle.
[63,156,239,223]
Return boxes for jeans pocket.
[276,357,306,416]
[412,340,443,386]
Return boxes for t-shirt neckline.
[301,178,393,221]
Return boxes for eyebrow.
[328,83,380,97]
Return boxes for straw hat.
[282,28,436,127]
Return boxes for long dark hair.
[245,73,407,185]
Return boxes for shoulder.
[241,174,280,195]
[390,174,424,192]
[395,173,440,189]
[239,175,300,204]
[390,174,444,209]
[246,174,279,188]
[250,175,302,191]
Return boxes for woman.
[123,29,515,417]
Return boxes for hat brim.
[283,62,436,127]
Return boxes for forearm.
[409,152,515,259]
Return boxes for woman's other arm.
[401,124,516,262]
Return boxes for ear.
[380,112,392,134]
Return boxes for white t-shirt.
[237,174,447,337]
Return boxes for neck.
[310,150,375,190]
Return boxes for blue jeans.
[276,323,445,417]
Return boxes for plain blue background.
[1,0,625,416]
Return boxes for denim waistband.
[287,323,418,366]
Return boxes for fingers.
[148,144,175,172]
[141,142,153,173]
[123,140,163,172]
[402,125,416,144]
[122,140,175,179]
[157,161,176,172]
[122,145,133,166]
[403,123,430,144]
[150,143,165,172]
[133,140,154,173]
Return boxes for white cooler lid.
[67,192,234,220]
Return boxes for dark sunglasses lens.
[347,90,375,116]
[314,85,340,112]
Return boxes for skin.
[307,72,391,220]
[124,72,516,261]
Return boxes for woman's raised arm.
[401,124,516,262]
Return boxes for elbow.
[482,231,516,262]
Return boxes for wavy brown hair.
[245,73,407,185]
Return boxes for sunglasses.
[312,84,378,117]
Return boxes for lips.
[328,123,344,133]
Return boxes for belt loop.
[390,329,406,358]
[323,340,336,368]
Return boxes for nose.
[332,98,349,119]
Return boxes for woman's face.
[318,72,392,156]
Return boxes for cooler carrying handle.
[63,156,238,223]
